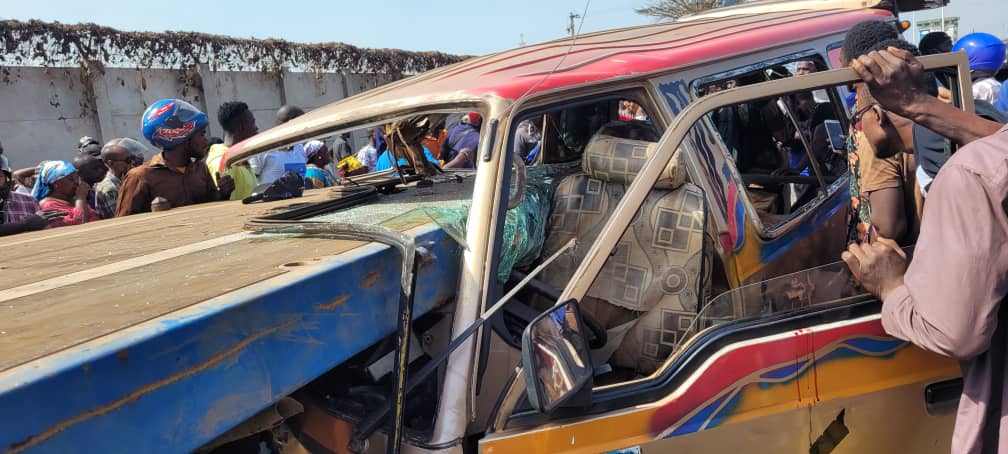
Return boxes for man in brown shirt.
[116,99,234,216]
[854,83,924,245]
[844,48,1006,453]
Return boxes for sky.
[904,0,1004,43]
[0,0,656,56]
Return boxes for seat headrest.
[582,131,686,189]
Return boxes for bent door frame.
[557,51,972,308]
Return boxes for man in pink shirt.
[843,47,1006,453]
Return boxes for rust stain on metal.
[6,321,295,454]
[360,271,380,289]
[115,349,128,365]
[315,295,350,311]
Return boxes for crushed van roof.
[227,6,890,162]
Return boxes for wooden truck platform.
[0,178,470,453]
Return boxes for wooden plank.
[0,178,471,371]
[0,235,366,371]
[0,190,338,289]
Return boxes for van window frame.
[691,49,852,238]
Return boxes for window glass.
[696,58,848,227]
[567,78,862,385]
[512,96,658,165]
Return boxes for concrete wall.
[0,65,397,170]
[0,66,101,170]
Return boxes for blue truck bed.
[0,182,468,453]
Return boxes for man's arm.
[442,148,473,169]
[866,188,906,240]
[852,48,1002,145]
[880,165,1007,360]
[903,96,1002,145]
[12,167,38,187]
[214,173,234,201]
[0,220,33,236]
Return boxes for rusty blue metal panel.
[0,224,461,454]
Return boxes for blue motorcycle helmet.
[952,32,1007,72]
[141,99,209,149]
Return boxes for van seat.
[539,125,707,374]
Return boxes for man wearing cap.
[116,99,234,216]
[77,136,102,157]
[70,152,109,216]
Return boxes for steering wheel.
[497,270,608,350]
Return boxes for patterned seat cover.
[540,131,708,374]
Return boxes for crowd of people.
[834,23,1007,454]
[0,95,485,236]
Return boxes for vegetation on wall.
[0,19,466,76]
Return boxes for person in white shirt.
[355,129,379,172]
[249,105,308,184]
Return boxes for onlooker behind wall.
[32,160,98,227]
[304,140,337,188]
[77,136,102,157]
[94,138,145,219]
[331,132,353,161]
[355,130,378,171]
[249,105,308,185]
[206,101,259,200]
[71,153,109,217]
[116,99,234,216]
[0,164,65,236]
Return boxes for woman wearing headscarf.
[304,140,337,189]
[32,160,97,227]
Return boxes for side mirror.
[521,300,593,413]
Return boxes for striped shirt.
[2,191,39,225]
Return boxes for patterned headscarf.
[32,160,76,201]
[304,140,327,160]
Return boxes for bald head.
[276,105,305,125]
[101,138,147,179]
[101,141,132,162]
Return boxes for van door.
[480,52,972,454]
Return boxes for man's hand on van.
[851,47,929,119]
[853,48,1002,145]
[842,237,907,300]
